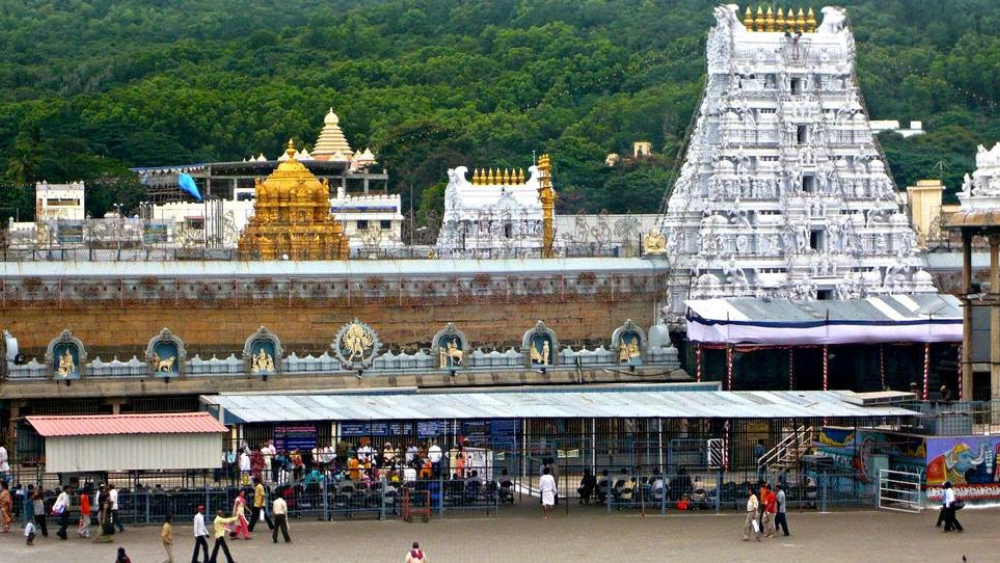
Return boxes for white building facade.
[658,5,932,318]
[436,166,547,257]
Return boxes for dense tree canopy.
[1,0,999,222]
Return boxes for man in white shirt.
[261,441,274,482]
[403,465,418,483]
[109,484,124,532]
[239,450,251,484]
[191,505,209,562]
[743,486,760,541]
[539,466,557,519]
[405,444,418,465]
[358,443,373,467]
[54,485,72,540]
[428,442,443,476]
[942,481,964,533]
[271,496,291,543]
[0,444,9,482]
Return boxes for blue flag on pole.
[178,173,202,201]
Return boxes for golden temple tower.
[238,140,350,261]
[536,154,557,258]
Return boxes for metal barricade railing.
[877,469,923,513]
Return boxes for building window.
[802,174,815,193]
[817,289,833,300]
[504,223,513,239]
[46,198,81,207]
[810,230,825,250]
[380,220,391,230]
[356,220,368,231]
[797,125,808,145]
[791,77,802,95]
[184,218,204,230]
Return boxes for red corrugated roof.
[27,413,228,437]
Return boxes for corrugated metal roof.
[203,389,918,424]
[27,413,228,437]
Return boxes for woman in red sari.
[231,490,251,540]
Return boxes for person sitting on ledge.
[577,469,597,504]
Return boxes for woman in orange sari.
[0,480,12,532]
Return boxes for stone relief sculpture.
[57,348,75,376]
[333,319,381,369]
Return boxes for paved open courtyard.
[1,505,997,562]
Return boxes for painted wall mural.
[925,436,1000,503]
[817,427,1000,504]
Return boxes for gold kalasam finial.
[744,6,754,31]
[806,7,816,32]
[765,6,774,32]
[516,168,525,184]
[755,6,763,31]
[796,8,806,32]
[472,168,480,184]
[503,168,511,184]
[286,139,296,159]
[776,7,785,31]
[485,168,493,184]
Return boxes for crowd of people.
[0,480,127,547]
[223,438,495,493]
[575,466,709,510]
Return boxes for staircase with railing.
[757,425,815,472]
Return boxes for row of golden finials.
[471,168,527,186]
[744,6,818,33]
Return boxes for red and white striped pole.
[695,344,702,383]
[879,344,886,390]
[788,348,794,390]
[957,344,963,400]
[822,345,829,391]
[727,346,734,390]
[923,343,931,401]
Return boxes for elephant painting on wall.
[926,438,998,486]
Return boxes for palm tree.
[6,143,39,186]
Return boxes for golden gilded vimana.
[238,139,350,260]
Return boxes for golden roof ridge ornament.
[537,154,557,258]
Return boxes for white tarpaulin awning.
[686,294,962,346]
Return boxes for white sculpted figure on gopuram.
[657,5,934,318]
[959,143,1000,209]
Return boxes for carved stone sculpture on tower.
[656,4,932,318]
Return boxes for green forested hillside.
[2,0,1000,221]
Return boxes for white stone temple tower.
[658,5,933,319]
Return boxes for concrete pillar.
[991,234,1000,399]
[962,229,974,399]
[7,402,20,454]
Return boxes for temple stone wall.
[2,299,654,358]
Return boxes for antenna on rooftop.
[933,160,950,180]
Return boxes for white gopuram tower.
[659,5,933,319]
